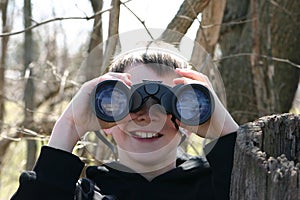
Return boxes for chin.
[118,146,178,173]
[117,136,180,173]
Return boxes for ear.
[103,128,113,135]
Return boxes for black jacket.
[11,132,236,200]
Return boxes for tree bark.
[160,0,209,45]
[267,0,300,113]
[231,113,300,200]
[192,0,226,55]
[218,0,300,124]
[218,0,258,124]
[190,0,227,105]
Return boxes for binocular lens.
[95,83,129,122]
[176,90,201,120]
[174,85,213,125]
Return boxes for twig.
[214,53,300,69]
[0,6,112,37]
[201,18,254,29]
[268,0,297,17]
[120,0,154,40]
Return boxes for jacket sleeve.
[204,132,237,200]
[11,146,85,200]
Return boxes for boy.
[11,42,238,200]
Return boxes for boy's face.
[109,64,182,164]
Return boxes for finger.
[85,73,132,89]
[107,72,131,80]
[173,78,185,85]
[102,72,132,86]
[175,69,215,90]
[173,77,210,88]
[175,68,208,82]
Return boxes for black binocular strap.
[94,130,118,161]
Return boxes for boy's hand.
[48,72,132,152]
[174,68,238,139]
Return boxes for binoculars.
[92,80,214,126]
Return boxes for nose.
[130,98,166,123]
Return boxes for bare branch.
[268,0,298,17]
[201,18,254,29]
[160,0,210,44]
[120,0,154,40]
[214,53,300,69]
[0,6,113,37]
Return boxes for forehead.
[124,64,178,87]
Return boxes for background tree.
[85,0,103,80]
[218,0,300,124]
[0,0,8,131]
[0,0,11,174]
[23,0,36,170]
[160,0,209,44]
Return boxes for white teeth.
[131,132,160,139]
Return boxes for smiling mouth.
[128,132,163,139]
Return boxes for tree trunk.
[218,0,300,124]
[231,113,300,200]
[267,0,300,113]
[218,0,259,124]
[84,0,103,80]
[192,0,226,55]
[160,0,209,45]
[88,0,103,53]
[23,0,36,170]
[0,0,9,131]
[190,0,227,105]
[102,0,120,72]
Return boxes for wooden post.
[231,113,300,200]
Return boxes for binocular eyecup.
[92,80,214,126]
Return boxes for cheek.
[163,120,181,143]
[110,125,134,151]
[163,117,179,133]
[110,126,126,143]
